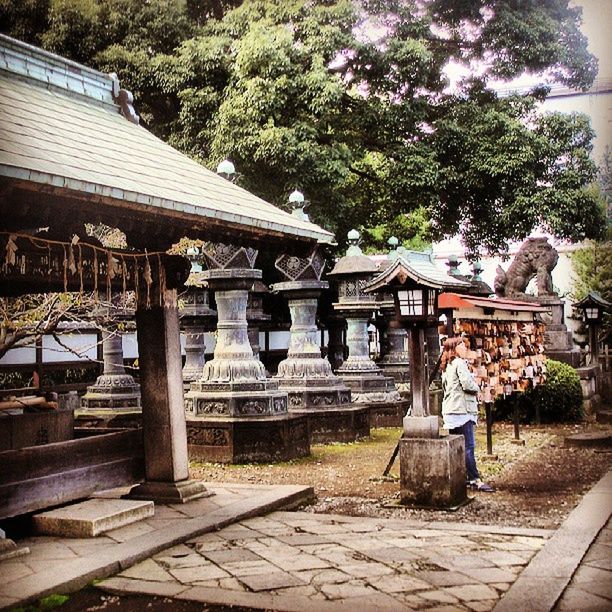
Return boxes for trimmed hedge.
[494,359,584,423]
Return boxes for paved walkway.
[101,512,552,611]
[0,483,313,610]
[554,518,612,611]
[1,470,610,611]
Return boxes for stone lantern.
[376,237,411,392]
[365,252,470,509]
[80,301,141,425]
[247,280,271,362]
[328,230,401,413]
[272,240,369,443]
[575,291,610,362]
[180,246,216,386]
[184,242,309,463]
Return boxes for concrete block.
[399,435,467,509]
[33,498,154,537]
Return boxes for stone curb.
[493,468,612,612]
[0,484,314,610]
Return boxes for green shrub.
[494,359,584,423]
[531,359,584,422]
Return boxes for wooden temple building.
[0,34,333,518]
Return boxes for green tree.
[0,0,605,255]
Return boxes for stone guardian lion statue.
[494,237,559,299]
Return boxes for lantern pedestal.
[399,435,468,509]
[539,298,581,367]
[273,280,370,444]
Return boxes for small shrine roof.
[365,252,470,292]
[574,291,611,310]
[438,293,550,313]
[0,35,334,245]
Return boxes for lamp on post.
[365,251,471,509]
[574,291,610,362]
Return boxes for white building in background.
[433,0,611,328]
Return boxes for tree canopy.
[1,0,606,255]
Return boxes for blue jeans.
[450,420,480,482]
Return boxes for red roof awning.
[438,292,549,313]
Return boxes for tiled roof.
[365,251,470,292]
[0,34,334,245]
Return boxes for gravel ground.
[190,421,612,530]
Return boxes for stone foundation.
[399,434,467,509]
[289,405,370,444]
[340,373,400,403]
[367,399,411,428]
[186,414,310,463]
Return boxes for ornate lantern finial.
[216,159,236,182]
[346,229,362,256]
[289,190,309,221]
[388,236,399,260]
[446,254,461,276]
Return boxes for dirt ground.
[190,421,612,530]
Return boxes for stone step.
[33,498,154,538]
[596,410,612,425]
[564,432,612,449]
[0,537,30,561]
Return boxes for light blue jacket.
[441,358,479,416]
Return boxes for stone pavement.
[100,511,552,611]
[1,470,610,611]
[0,483,314,610]
[554,517,612,611]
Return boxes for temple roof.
[365,252,470,292]
[0,34,334,247]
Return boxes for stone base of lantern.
[339,373,400,404]
[277,377,369,443]
[377,363,411,389]
[289,404,370,444]
[75,410,142,430]
[399,434,468,509]
[80,375,141,413]
[367,399,411,428]
[185,414,310,463]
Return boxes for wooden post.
[129,288,208,503]
[409,325,428,417]
[485,402,494,456]
[511,394,525,446]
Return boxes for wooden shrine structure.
[0,34,332,518]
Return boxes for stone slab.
[33,499,154,538]
[186,414,310,463]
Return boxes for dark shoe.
[469,479,495,492]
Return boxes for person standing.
[441,337,494,492]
